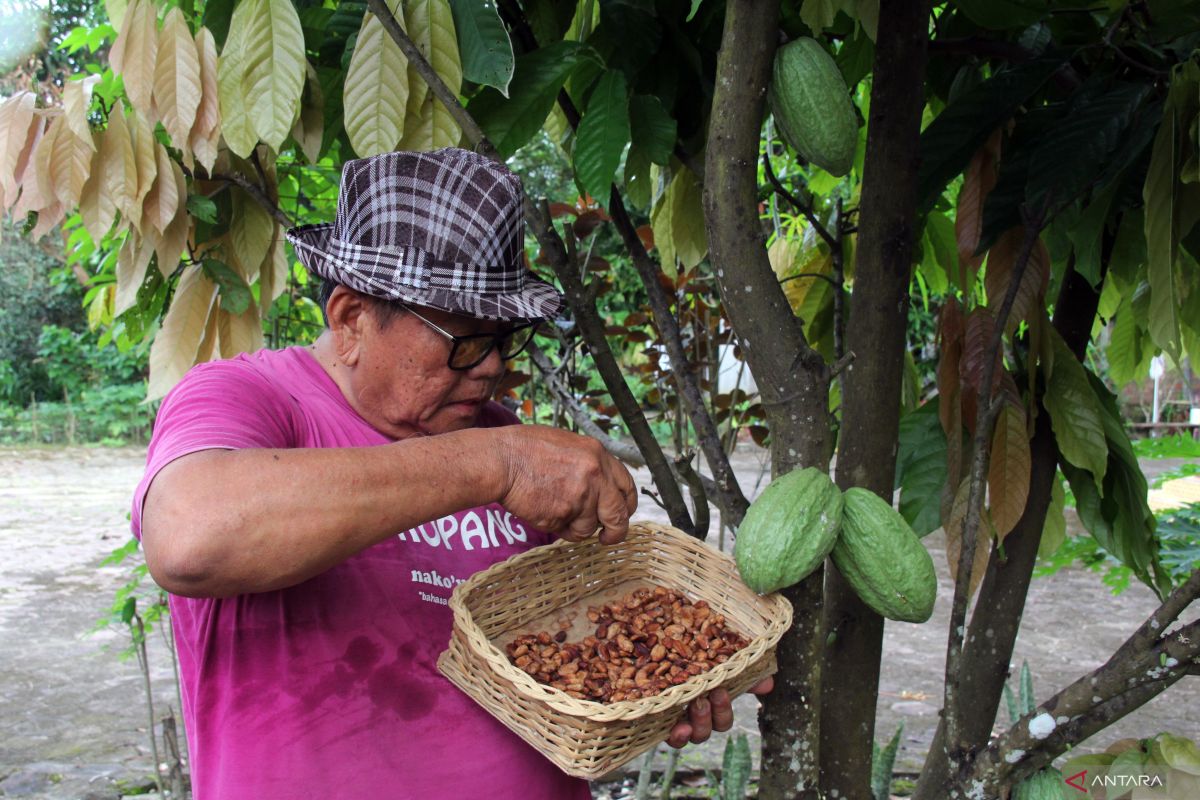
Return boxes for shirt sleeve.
[130,358,299,539]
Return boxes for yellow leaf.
[403,0,461,149]
[230,187,274,279]
[669,167,707,269]
[88,284,116,330]
[115,231,155,315]
[218,0,259,159]
[105,0,128,29]
[259,224,288,314]
[344,0,410,157]
[154,7,202,161]
[241,0,306,151]
[154,159,190,277]
[397,94,435,151]
[50,121,93,209]
[769,235,832,316]
[217,304,264,358]
[189,27,222,173]
[148,267,219,401]
[110,0,159,114]
[142,142,179,235]
[62,75,100,146]
[650,177,675,278]
[129,108,158,228]
[289,61,324,164]
[0,92,37,209]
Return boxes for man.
[134,148,766,799]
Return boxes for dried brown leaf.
[984,227,1051,336]
[987,401,1031,542]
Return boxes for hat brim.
[285,223,564,323]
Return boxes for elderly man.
[133,148,765,799]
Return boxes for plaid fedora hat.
[285,148,563,321]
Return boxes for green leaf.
[1004,681,1019,725]
[955,0,1049,29]
[871,724,903,800]
[917,55,1065,213]
[800,0,838,34]
[629,94,676,166]
[1144,104,1183,360]
[241,0,307,151]
[202,259,253,315]
[448,0,514,95]
[1043,329,1108,487]
[1068,175,1124,288]
[1019,660,1035,715]
[1026,82,1150,216]
[623,144,653,210]
[1106,298,1154,387]
[468,41,597,158]
[574,70,630,207]
[835,26,875,88]
[687,0,704,21]
[1038,471,1066,559]
[120,596,136,624]
[187,195,218,224]
[896,400,948,537]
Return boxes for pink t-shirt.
[131,346,591,800]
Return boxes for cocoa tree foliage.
[4,0,1200,798]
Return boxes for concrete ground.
[0,446,1196,799]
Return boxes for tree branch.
[367,0,696,533]
[955,612,1200,796]
[526,339,647,468]
[761,151,837,250]
[210,172,295,228]
[607,189,750,526]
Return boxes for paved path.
[0,447,1196,799]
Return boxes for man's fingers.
[667,722,691,749]
[709,689,734,732]
[687,697,712,744]
[749,676,775,695]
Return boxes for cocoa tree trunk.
[704,1,833,795]
[819,2,931,797]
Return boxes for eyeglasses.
[402,304,539,371]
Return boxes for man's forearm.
[141,427,505,597]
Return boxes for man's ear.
[325,286,369,366]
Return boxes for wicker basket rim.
[446,521,794,721]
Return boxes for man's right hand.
[492,425,639,545]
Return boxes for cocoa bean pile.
[504,585,750,703]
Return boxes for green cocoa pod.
[1013,768,1064,800]
[832,487,937,623]
[734,467,843,594]
[768,36,858,176]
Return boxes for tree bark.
[705,1,833,796]
[913,263,1105,800]
[820,2,931,797]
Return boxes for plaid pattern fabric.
[286,149,563,321]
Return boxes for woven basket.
[437,521,793,778]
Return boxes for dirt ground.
[0,446,1196,799]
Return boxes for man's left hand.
[666,676,774,747]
